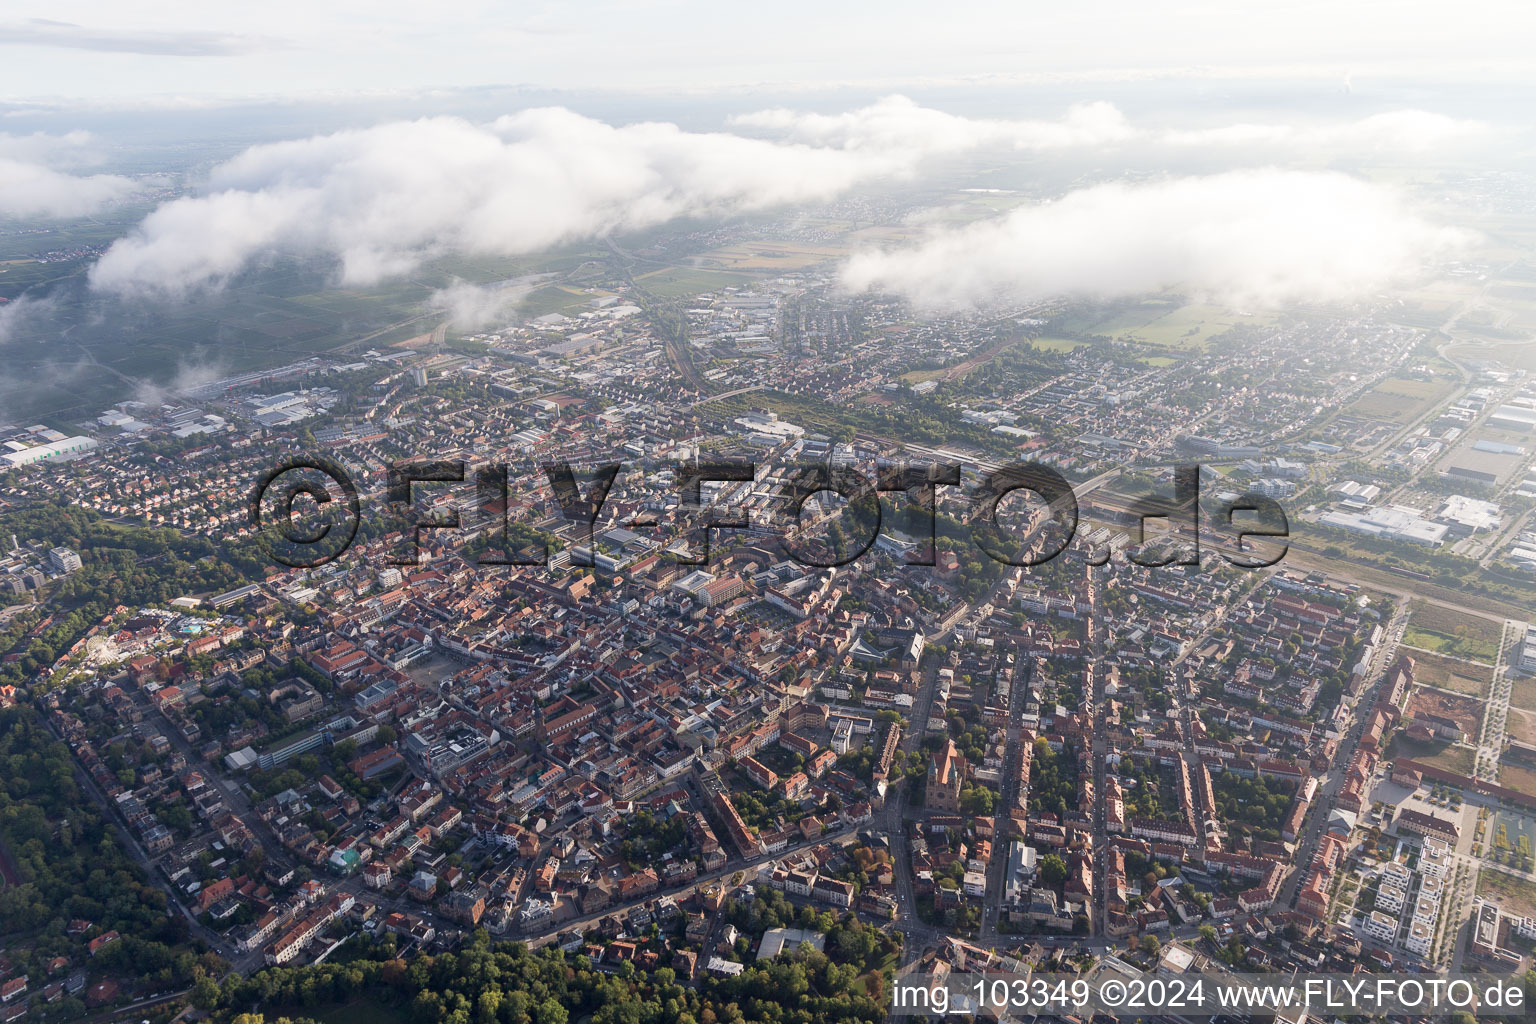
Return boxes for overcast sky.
[1,1,1534,105]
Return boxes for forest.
[206,924,891,1024]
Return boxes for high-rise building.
[48,546,82,574]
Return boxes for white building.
[1363,910,1397,944]
[1404,920,1434,956]
[1420,837,1452,878]
[1438,495,1502,535]
[1411,891,1439,923]
[519,898,553,926]
[48,546,81,574]
[1318,505,1448,547]
[1519,626,1536,674]
[2,435,97,468]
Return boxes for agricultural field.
[1049,298,1271,351]
[1345,375,1458,425]
[1387,298,1460,330]
[693,240,850,270]
[1447,335,1536,373]
[633,266,759,297]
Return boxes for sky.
[1,1,1531,357]
[1,1,1534,106]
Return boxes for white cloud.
[0,293,54,343]
[0,130,136,218]
[0,157,136,218]
[0,130,137,218]
[89,109,920,298]
[730,95,1137,153]
[0,18,281,56]
[737,95,1494,159]
[839,170,1475,309]
[131,359,227,408]
[86,99,1491,299]
[1162,110,1493,152]
[0,128,93,162]
[428,277,543,329]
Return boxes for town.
[3,228,1536,1023]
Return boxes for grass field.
[516,284,603,319]
[1498,762,1536,797]
[1477,867,1536,918]
[1403,627,1500,665]
[1512,676,1536,715]
[1375,377,1447,399]
[1027,337,1088,353]
[1407,604,1503,663]
[1346,376,1458,424]
[1407,649,1495,697]
[634,266,760,297]
[1387,732,1477,776]
[1049,298,1270,351]
[1449,339,1536,373]
[693,240,849,270]
[1508,709,1536,745]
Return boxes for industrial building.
[1488,403,1536,432]
[1318,505,1448,547]
[1,434,98,468]
[1437,495,1502,536]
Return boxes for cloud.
[429,278,544,329]
[0,155,138,218]
[0,294,55,344]
[0,19,280,56]
[839,170,1475,309]
[0,128,95,163]
[1162,110,1493,153]
[130,360,227,408]
[0,130,138,218]
[730,95,1137,153]
[87,100,1492,299]
[89,109,921,298]
[738,95,1495,159]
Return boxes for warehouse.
[1318,505,1448,546]
[1,434,98,468]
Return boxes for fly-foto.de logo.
[249,456,1288,570]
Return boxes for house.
[87,931,120,956]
